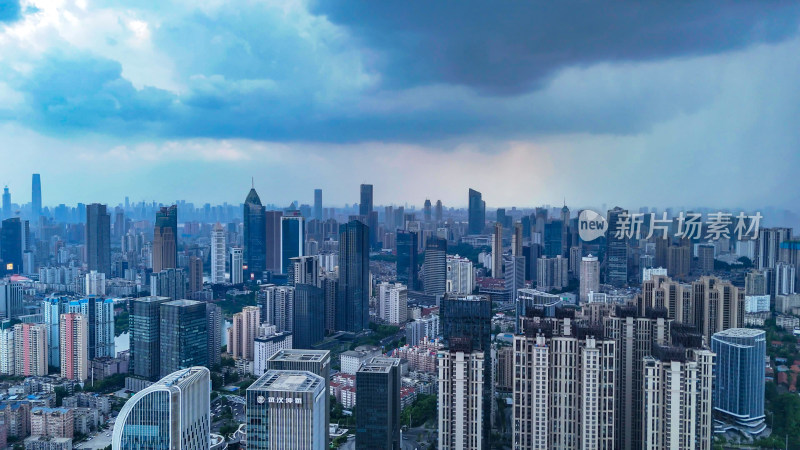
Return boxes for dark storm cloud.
[311,1,800,94]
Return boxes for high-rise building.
[514,289,563,332]
[289,255,319,287]
[150,268,187,301]
[42,297,66,369]
[396,230,419,290]
[604,307,671,450]
[31,174,41,217]
[280,214,305,274]
[439,294,491,447]
[0,218,22,274]
[84,270,105,296]
[152,205,178,273]
[606,207,629,287]
[560,204,571,256]
[504,254,525,301]
[246,370,327,450]
[543,220,563,258]
[244,187,267,279]
[536,255,568,291]
[336,219,369,332]
[265,210,283,273]
[211,223,226,284]
[258,284,295,333]
[293,284,325,348]
[205,302,222,367]
[86,204,111,277]
[266,349,331,447]
[14,322,48,376]
[2,186,10,219]
[467,189,485,235]
[129,296,171,381]
[423,237,447,297]
[0,319,14,375]
[437,341,485,450]
[446,254,474,295]
[359,184,373,217]
[642,347,714,450]
[356,357,401,450]
[66,297,115,360]
[580,254,600,302]
[229,247,243,284]
[113,366,210,449]
[774,261,796,296]
[757,227,792,270]
[253,326,293,376]
[378,282,407,325]
[491,222,504,278]
[314,189,323,221]
[711,328,766,436]
[59,313,88,382]
[697,243,715,275]
[666,243,691,280]
[435,200,443,223]
[159,299,208,377]
[188,256,203,294]
[0,281,22,320]
[322,276,337,334]
[228,306,260,361]
[513,320,615,449]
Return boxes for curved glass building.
[112,366,210,449]
[711,328,767,437]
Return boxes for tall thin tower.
[31,174,41,217]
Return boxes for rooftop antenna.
[251,177,254,189]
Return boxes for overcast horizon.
[1,1,799,214]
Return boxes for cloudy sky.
[0,0,798,213]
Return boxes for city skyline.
[0,3,799,209]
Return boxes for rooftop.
[268,349,330,363]
[250,370,323,393]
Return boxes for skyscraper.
[280,213,305,274]
[264,210,283,273]
[0,281,22,320]
[642,347,714,450]
[246,370,327,450]
[59,313,88,382]
[67,297,114,359]
[438,341,485,450]
[130,296,171,381]
[113,366,210,449]
[42,297,66,369]
[378,282,407,325]
[423,237,447,296]
[467,188,485,235]
[293,284,325,348]
[423,199,432,222]
[31,174,41,217]
[513,320,615,449]
[435,200,443,222]
[14,322,48,376]
[228,306,261,361]
[604,306,671,450]
[606,207,629,287]
[211,223,226,284]
[152,205,178,273]
[757,227,792,270]
[711,328,766,436]
[356,357,401,450]
[244,187,267,279]
[359,184,373,216]
[396,230,418,290]
[159,299,208,377]
[150,268,187,301]
[0,218,22,274]
[446,254,474,295]
[314,189,323,221]
[229,247,243,284]
[86,203,111,277]
[336,219,369,332]
[1,186,10,219]
[492,222,503,277]
[188,256,202,294]
[580,254,600,302]
[205,302,222,367]
[265,349,331,448]
[439,294,492,447]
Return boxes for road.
[75,422,115,449]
